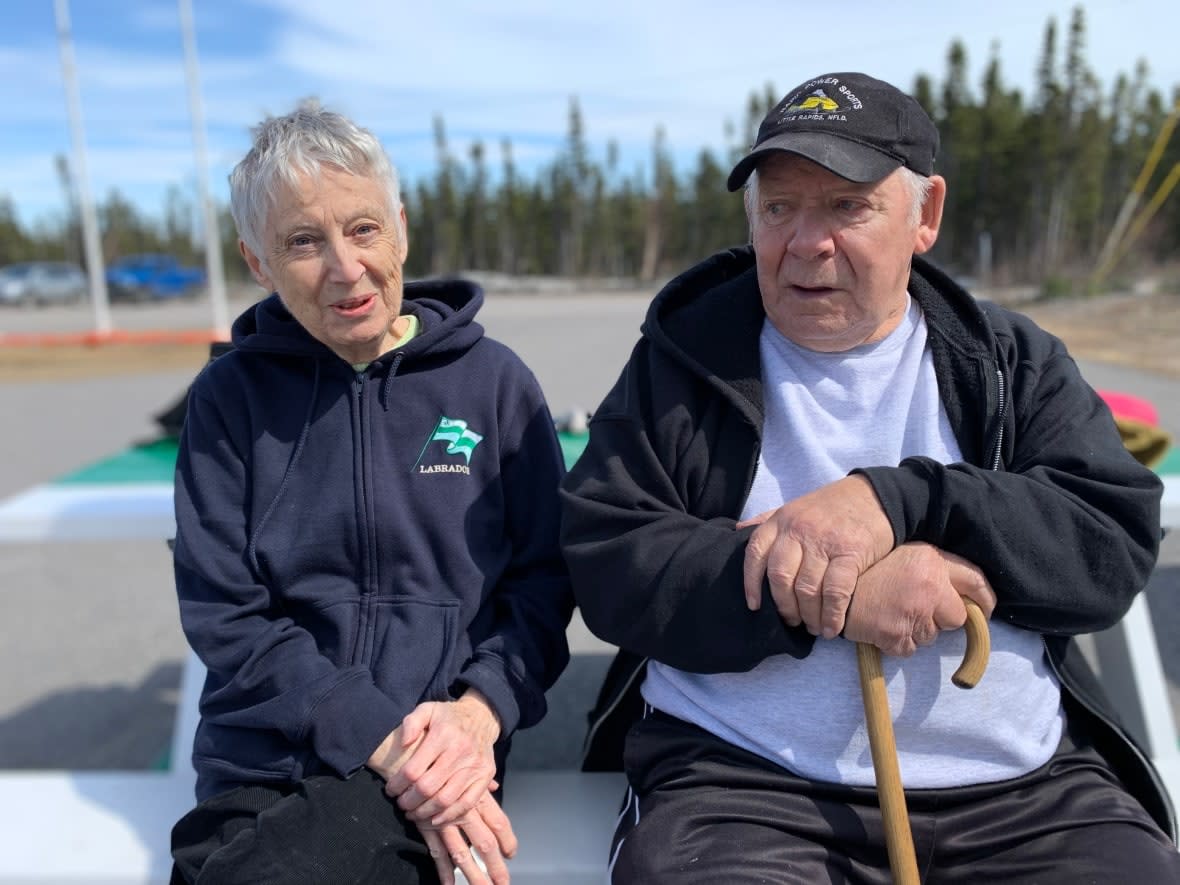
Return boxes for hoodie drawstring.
[381,352,404,410]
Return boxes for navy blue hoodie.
[174,279,573,801]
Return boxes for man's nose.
[785,211,836,260]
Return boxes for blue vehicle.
[106,253,206,302]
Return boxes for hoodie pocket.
[363,596,461,710]
[193,719,305,784]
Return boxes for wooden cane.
[856,600,990,885]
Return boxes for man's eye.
[354,223,378,236]
[762,203,790,225]
[288,234,315,248]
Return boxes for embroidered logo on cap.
[787,89,841,114]
[777,76,868,124]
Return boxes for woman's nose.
[325,239,365,282]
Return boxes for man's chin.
[768,316,864,353]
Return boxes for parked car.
[0,261,88,306]
[106,253,206,302]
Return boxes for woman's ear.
[239,240,274,291]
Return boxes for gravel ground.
[1016,291,1180,379]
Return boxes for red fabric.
[1098,390,1159,426]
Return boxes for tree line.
[1,5,1176,295]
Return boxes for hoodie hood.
[638,245,1001,463]
[230,277,487,364]
[643,245,991,365]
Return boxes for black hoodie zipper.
[990,368,1007,470]
[985,363,1175,839]
[353,369,377,667]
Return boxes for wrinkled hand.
[419,792,518,885]
[382,689,502,827]
[741,476,894,639]
[366,722,421,782]
[841,542,996,657]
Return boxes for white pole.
[178,0,230,339]
[54,0,112,335]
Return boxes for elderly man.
[561,72,1179,882]
[168,102,573,885]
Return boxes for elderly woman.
[168,102,573,885]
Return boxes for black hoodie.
[175,280,573,801]
[560,247,1173,837]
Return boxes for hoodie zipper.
[582,432,765,766]
[990,368,1007,470]
[354,369,378,666]
[581,657,649,764]
[1044,646,1176,838]
[987,363,1174,838]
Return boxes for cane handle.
[951,599,990,689]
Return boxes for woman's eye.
[288,234,315,248]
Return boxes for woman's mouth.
[332,294,375,317]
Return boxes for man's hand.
[741,475,894,639]
[382,689,502,826]
[841,542,997,656]
[419,791,518,885]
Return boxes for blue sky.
[3,0,1178,229]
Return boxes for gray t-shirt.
[643,297,1063,788]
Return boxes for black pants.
[610,710,1180,884]
[170,769,437,885]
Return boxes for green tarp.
[57,432,593,486]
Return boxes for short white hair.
[745,162,933,226]
[230,98,403,261]
[897,167,934,226]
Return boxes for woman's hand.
[419,791,518,885]
[383,688,502,826]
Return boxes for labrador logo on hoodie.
[412,416,484,474]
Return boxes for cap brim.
[726,132,903,191]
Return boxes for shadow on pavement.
[0,660,182,769]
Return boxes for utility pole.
[1091,100,1180,290]
[54,0,112,334]
[178,0,230,339]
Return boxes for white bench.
[0,649,624,884]
[0,473,1175,881]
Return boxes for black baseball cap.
[727,72,939,191]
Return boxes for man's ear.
[743,184,756,244]
[913,175,946,255]
[239,240,274,291]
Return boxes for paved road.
[0,292,1176,772]
[0,291,646,771]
